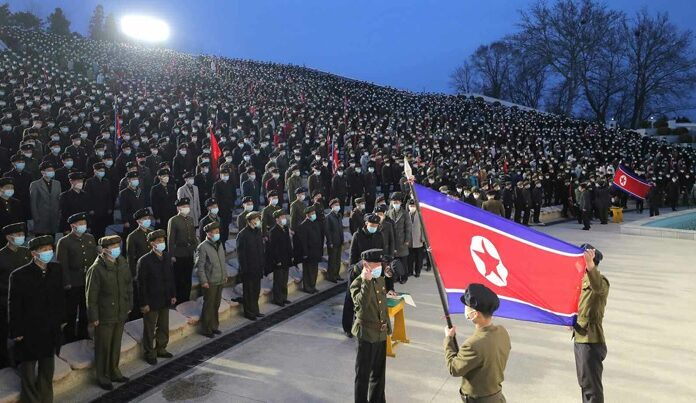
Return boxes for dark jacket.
[150,182,178,227]
[126,227,151,277]
[85,175,113,218]
[213,179,236,220]
[55,231,98,288]
[136,251,176,311]
[119,187,146,230]
[267,224,293,272]
[0,245,31,306]
[9,261,66,361]
[296,219,325,264]
[59,189,91,232]
[86,255,133,324]
[349,227,385,265]
[325,211,344,248]
[380,217,396,259]
[236,226,265,280]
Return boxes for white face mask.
[179,207,190,216]
[408,206,416,213]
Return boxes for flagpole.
[404,158,458,349]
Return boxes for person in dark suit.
[0,223,31,367]
[266,210,293,306]
[198,198,221,242]
[513,181,526,224]
[4,155,33,221]
[29,162,62,236]
[325,198,345,283]
[295,205,325,293]
[58,172,90,233]
[236,212,265,320]
[579,183,592,230]
[331,168,348,208]
[9,235,65,403]
[119,171,146,237]
[212,168,236,245]
[349,197,366,235]
[150,168,178,230]
[0,178,23,246]
[85,163,113,239]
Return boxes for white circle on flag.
[470,235,508,287]
[619,175,627,186]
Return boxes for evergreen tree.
[0,3,11,27]
[88,4,104,40]
[47,7,71,36]
[103,12,119,42]
[10,11,42,30]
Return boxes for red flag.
[209,127,222,179]
[612,164,651,200]
[332,141,340,174]
[114,105,121,145]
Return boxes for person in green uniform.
[137,229,176,365]
[261,190,281,235]
[126,208,153,320]
[86,235,132,390]
[573,245,609,403]
[195,221,228,337]
[351,248,391,403]
[285,164,302,204]
[289,187,307,233]
[0,223,31,367]
[198,198,221,242]
[444,283,511,403]
[167,198,197,303]
[236,196,255,230]
[56,212,97,343]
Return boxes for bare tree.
[469,41,513,99]
[507,42,547,109]
[450,61,475,94]
[623,10,696,128]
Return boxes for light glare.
[120,15,170,43]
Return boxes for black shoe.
[99,382,113,391]
[582,227,590,231]
[145,356,157,365]
[157,351,173,358]
[201,331,216,338]
[414,273,420,278]
[244,315,257,321]
[344,331,353,338]
[112,376,129,383]
[425,268,431,272]
[212,329,222,335]
[256,313,265,318]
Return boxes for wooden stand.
[386,299,410,357]
[610,207,624,223]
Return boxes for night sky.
[7,0,696,93]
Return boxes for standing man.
[407,200,425,278]
[29,161,61,236]
[150,168,177,230]
[9,235,65,402]
[195,222,228,338]
[85,162,113,239]
[386,192,411,284]
[574,246,610,403]
[86,235,132,390]
[579,183,592,231]
[167,198,197,304]
[286,164,302,205]
[137,229,176,365]
[212,168,235,246]
[177,172,202,226]
[349,197,366,235]
[126,209,153,320]
[59,172,90,233]
[289,187,307,232]
[119,171,146,237]
[0,223,31,367]
[531,182,544,224]
[351,249,391,403]
[236,212,265,321]
[56,212,97,343]
[501,182,514,220]
[444,283,511,403]
[267,210,293,307]
[0,179,23,244]
[261,190,281,235]
[296,205,324,294]
[325,198,344,283]
[482,190,505,217]
[198,198,221,242]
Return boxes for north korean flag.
[414,184,587,326]
[612,164,652,200]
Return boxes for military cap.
[245,167,255,174]
[20,143,34,151]
[10,154,24,163]
[126,161,137,169]
[407,199,416,205]
[147,229,166,242]
[580,243,604,265]
[204,221,220,232]
[157,168,170,176]
[133,208,151,220]
[67,212,88,224]
[2,223,25,235]
[374,205,388,213]
[175,198,190,207]
[289,164,300,172]
[487,190,497,196]
[28,235,53,250]
[99,235,121,248]
[366,214,381,224]
[375,195,386,204]
[0,177,13,187]
[61,152,73,160]
[136,152,147,158]
[182,171,195,179]
[39,161,55,171]
[273,209,287,219]
[68,171,86,180]
[311,190,322,198]
[269,167,279,174]
[267,190,278,198]
[361,248,384,263]
[93,162,106,170]
[354,197,365,205]
[460,283,500,315]
[246,212,261,221]
[329,198,341,207]
[70,133,81,140]
[205,198,217,207]
[304,205,316,215]
[126,171,139,179]
[241,196,253,204]
[295,187,307,195]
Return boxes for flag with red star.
[414,183,587,326]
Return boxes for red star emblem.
[473,241,500,277]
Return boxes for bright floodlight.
[120,15,170,43]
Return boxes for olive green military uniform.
[573,268,609,403]
[444,325,511,402]
[286,175,302,204]
[289,199,305,231]
[236,211,251,231]
[350,274,392,403]
[0,244,31,366]
[481,199,505,217]
[194,238,227,335]
[167,214,197,303]
[261,204,280,235]
[56,232,97,342]
[126,227,150,319]
[85,255,133,385]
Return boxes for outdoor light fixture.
[120,15,170,43]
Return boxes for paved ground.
[135,209,696,403]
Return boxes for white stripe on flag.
[446,288,577,317]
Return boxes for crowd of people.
[0,25,693,401]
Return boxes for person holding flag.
[444,283,510,402]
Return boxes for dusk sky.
[7,0,696,93]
